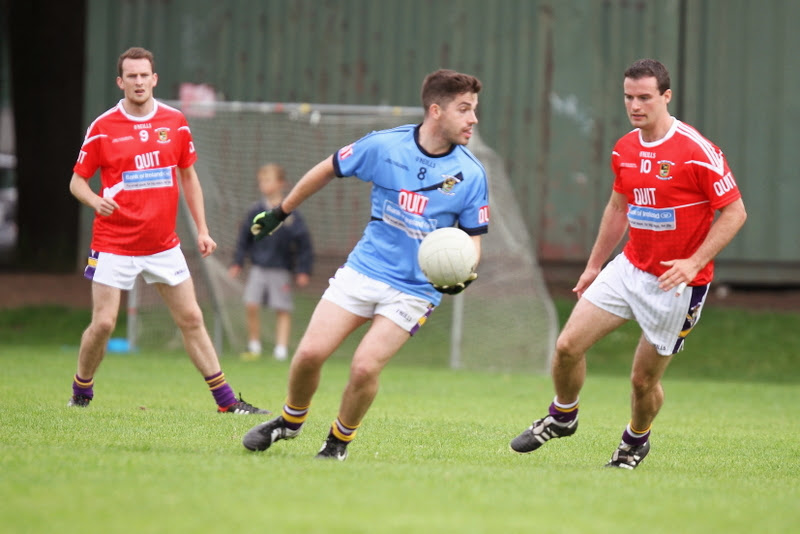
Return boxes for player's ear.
[116,77,124,90]
[152,72,159,88]
[663,88,672,105]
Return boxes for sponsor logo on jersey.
[155,128,171,144]
[657,160,675,180]
[122,166,173,191]
[134,150,162,170]
[478,205,490,224]
[398,189,429,215]
[713,172,738,197]
[112,136,135,144]
[382,199,437,240]
[339,143,354,160]
[438,173,463,195]
[627,205,676,231]
[133,123,152,130]
[620,162,638,168]
[633,187,657,205]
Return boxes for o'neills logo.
[398,189,428,215]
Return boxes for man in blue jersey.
[242,69,490,460]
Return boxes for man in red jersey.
[510,58,746,469]
[67,47,268,414]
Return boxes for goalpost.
[128,100,558,373]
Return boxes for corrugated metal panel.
[683,0,800,279]
[82,0,798,282]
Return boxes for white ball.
[417,227,477,286]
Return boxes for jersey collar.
[116,98,159,122]
[414,124,456,158]
[638,116,679,147]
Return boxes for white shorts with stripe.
[84,245,191,290]
[582,253,709,355]
[321,265,434,335]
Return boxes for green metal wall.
[681,0,799,281]
[83,0,799,283]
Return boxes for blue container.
[107,338,131,353]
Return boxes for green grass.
[1,302,799,533]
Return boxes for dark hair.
[117,47,155,77]
[624,58,670,94]
[421,69,482,113]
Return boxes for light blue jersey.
[332,124,489,305]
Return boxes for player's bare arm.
[69,173,119,216]
[250,158,336,239]
[574,191,628,298]
[178,164,217,257]
[280,157,337,213]
[658,198,747,291]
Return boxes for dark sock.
[72,374,94,399]
[622,424,650,447]
[549,400,578,424]
[205,371,237,408]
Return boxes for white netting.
[129,101,557,373]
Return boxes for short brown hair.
[117,47,155,77]
[624,58,670,94]
[421,69,482,113]
[258,163,287,183]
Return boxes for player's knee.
[630,372,660,396]
[350,361,380,383]
[554,334,582,361]
[175,307,205,331]
[348,360,379,388]
[90,315,117,337]
[292,344,328,368]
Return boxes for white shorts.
[84,245,191,291]
[582,253,709,355]
[243,266,293,311]
[322,265,435,335]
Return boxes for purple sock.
[205,372,237,408]
[622,429,650,447]
[72,375,94,399]
[549,401,578,423]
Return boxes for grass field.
[1,302,799,533]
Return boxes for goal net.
[128,100,558,373]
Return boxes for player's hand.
[250,205,290,240]
[572,267,600,299]
[94,196,119,217]
[434,272,477,295]
[197,233,217,258]
[658,259,699,293]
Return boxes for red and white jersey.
[74,99,198,255]
[611,118,741,285]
